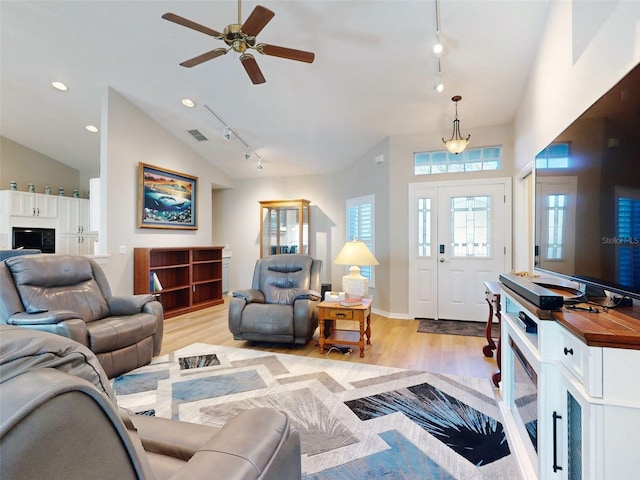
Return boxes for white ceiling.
[0,0,550,181]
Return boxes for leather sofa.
[0,324,302,480]
[0,253,163,378]
[229,254,322,345]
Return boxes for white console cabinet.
[500,286,640,480]
[57,196,97,255]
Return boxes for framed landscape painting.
[138,163,198,229]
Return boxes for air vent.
[188,129,208,141]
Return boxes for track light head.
[223,126,231,140]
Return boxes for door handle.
[552,411,563,473]
[439,258,445,263]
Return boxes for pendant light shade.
[442,95,470,155]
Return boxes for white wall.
[387,123,516,316]
[513,0,640,271]
[100,88,233,295]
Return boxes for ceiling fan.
[162,1,315,84]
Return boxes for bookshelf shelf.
[134,246,224,318]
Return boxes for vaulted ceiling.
[0,1,550,180]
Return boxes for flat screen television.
[534,63,640,302]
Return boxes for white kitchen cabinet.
[57,196,97,254]
[1,190,58,218]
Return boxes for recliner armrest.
[232,289,265,304]
[8,310,82,325]
[292,290,321,302]
[167,408,300,480]
[107,294,155,316]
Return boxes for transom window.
[536,143,570,169]
[414,146,502,175]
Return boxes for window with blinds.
[617,196,640,289]
[346,195,375,286]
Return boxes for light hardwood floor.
[160,298,499,380]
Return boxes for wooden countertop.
[502,284,640,350]
[553,304,640,350]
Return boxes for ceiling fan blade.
[180,48,227,68]
[162,13,222,37]
[241,6,275,37]
[240,54,266,84]
[258,44,315,63]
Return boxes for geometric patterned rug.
[112,343,520,479]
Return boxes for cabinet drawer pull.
[563,347,574,356]
[336,312,346,319]
[552,411,563,473]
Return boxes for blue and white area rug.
[113,344,519,480]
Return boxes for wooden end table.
[318,299,373,358]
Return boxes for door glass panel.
[546,194,566,260]
[417,197,431,257]
[450,195,491,257]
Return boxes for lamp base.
[342,265,368,300]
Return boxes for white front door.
[409,179,511,321]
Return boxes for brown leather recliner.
[0,253,163,378]
[229,254,322,345]
[0,325,302,480]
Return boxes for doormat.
[417,318,499,338]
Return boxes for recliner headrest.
[5,254,94,288]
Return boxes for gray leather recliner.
[0,253,163,378]
[0,324,302,480]
[229,254,322,345]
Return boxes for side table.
[318,299,373,358]
[483,281,501,387]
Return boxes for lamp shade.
[334,240,379,266]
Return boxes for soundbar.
[499,273,563,310]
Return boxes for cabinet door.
[78,234,97,255]
[79,198,94,233]
[541,367,601,480]
[34,193,58,218]
[57,233,80,255]
[6,191,35,216]
[58,197,80,234]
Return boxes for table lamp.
[334,240,379,299]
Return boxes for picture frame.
[137,163,198,230]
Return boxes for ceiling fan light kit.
[162,1,315,85]
[442,95,470,155]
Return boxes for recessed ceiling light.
[51,81,68,91]
[86,125,99,133]
[181,98,196,108]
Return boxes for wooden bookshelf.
[134,246,224,318]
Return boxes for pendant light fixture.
[442,95,470,154]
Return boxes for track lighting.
[434,74,444,93]
[433,36,443,56]
[205,105,267,172]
